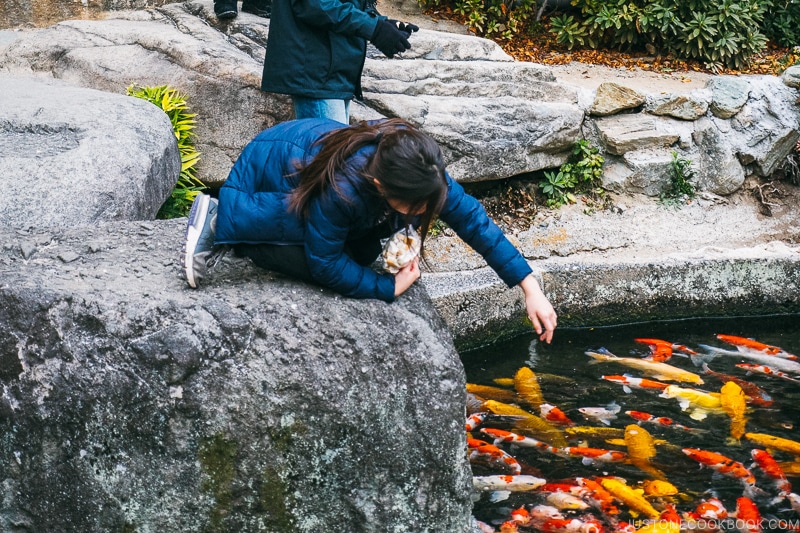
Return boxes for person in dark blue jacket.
[180,118,557,343]
[261,0,418,124]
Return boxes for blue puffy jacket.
[215,118,533,302]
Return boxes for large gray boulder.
[0,75,179,227]
[0,220,473,532]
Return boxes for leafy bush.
[422,0,538,38]
[552,0,770,71]
[659,151,696,207]
[762,0,800,48]
[540,139,605,208]
[126,84,205,219]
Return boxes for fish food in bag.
[382,226,421,274]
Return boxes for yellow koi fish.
[599,477,661,519]
[514,366,544,409]
[642,480,678,498]
[586,348,704,385]
[625,424,665,479]
[482,399,567,447]
[566,426,626,441]
[659,385,723,421]
[719,381,747,441]
[745,432,800,457]
[466,383,518,403]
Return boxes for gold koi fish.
[483,399,567,447]
[719,381,747,441]
[745,432,800,457]
[659,385,724,421]
[625,424,665,479]
[466,383,518,403]
[599,477,661,519]
[514,366,544,409]
[586,349,704,385]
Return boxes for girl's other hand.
[393,257,420,296]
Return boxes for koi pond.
[461,313,800,532]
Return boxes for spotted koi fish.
[466,412,489,432]
[735,363,800,383]
[626,410,706,433]
[602,374,670,394]
[472,474,547,492]
[467,437,522,475]
[682,448,757,494]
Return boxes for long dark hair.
[289,119,448,250]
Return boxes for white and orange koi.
[541,403,576,426]
[635,338,697,362]
[682,448,757,494]
[575,477,621,516]
[626,410,705,433]
[751,448,792,494]
[692,497,728,520]
[558,445,628,465]
[735,363,800,383]
[467,437,522,475]
[587,348,704,384]
[578,401,621,426]
[480,428,556,453]
[602,374,670,394]
[693,343,800,374]
[466,412,489,432]
[538,517,605,533]
[472,474,547,492]
[716,333,797,360]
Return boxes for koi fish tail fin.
[691,346,719,367]
[743,483,768,500]
[607,401,621,414]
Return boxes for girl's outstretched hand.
[519,274,557,344]
[394,257,420,297]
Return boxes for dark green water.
[462,314,800,530]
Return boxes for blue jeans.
[292,97,350,124]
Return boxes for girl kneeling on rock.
[180,118,557,343]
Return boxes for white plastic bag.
[381,226,421,274]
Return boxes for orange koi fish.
[635,338,697,362]
[539,517,605,533]
[751,448,792,494]
[716,334,797,360]
[733,496,762,533]
[467,438,522,475]
[700,363,774,407]
[602,374,670,394]
[614,522,636,533]
[575,477,621,516]
[682,448,757,493]
[641,479,678,498]
[626,410,705,433]
[692,497,728,520]
[735,363,800,383]
[540,403,576,426]
[472,474,547,492]
[587,348,704,384]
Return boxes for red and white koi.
[466,412,489,432]
[735,363,800,383]
[733,496,762,533]
[467,437,522,475]
[480,428,557,453]
[716,334,797,360]
[682,448,757,494]
[751,448,792,494]
[556,445,628,465]
[538,516,605,533]
[602,375,670,394]
[575,477,621,516]
[626,410,705,433]
[635,337,697,362]
[473,474,547,492]
[693,343,800,374]
[692,497,728,520]
[541,403,576,426]
[578,401,621,426]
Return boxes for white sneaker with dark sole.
[181,193,216,288]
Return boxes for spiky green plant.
[126,84,205,219]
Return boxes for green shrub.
[423,0,537,38]
[126,84,205,219]
[762,0,800,48]
[659,151,696,207]
[540,139,605,208]
[553,0,770,71]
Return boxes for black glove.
[370,19,412,58]
[397,21,419,34]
